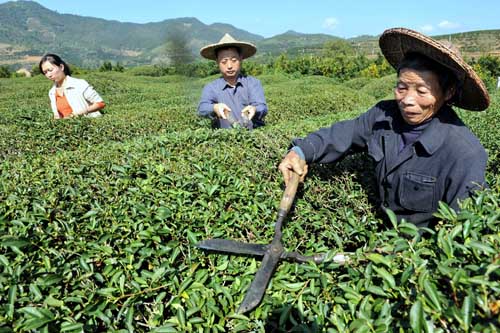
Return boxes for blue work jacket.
[292,100,487,227]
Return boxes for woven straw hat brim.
[379,27,490,111]
[200,40,256,60]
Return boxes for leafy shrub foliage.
[0,65,11,78]
[125,52,386,81]
[99,61,114,72]
[0,70,499,332]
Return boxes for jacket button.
[383,201,389,207]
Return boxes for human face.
[216,48,241,82]
[41,61,66,84]
[395,68,451,125]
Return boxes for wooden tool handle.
[279,159,306,213]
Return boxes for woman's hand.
[73,102,105,117]
[278,150,308,186]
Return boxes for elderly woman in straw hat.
[279,28,490,228]
[197,34,268,129]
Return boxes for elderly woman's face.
[395,68,449,125]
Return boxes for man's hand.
[213,103,231,119]
[241,105,256,120]
[278,151,308,186]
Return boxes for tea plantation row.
[0,72,499,332]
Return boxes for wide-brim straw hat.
[200,33,257,60]
[379,27,490,111]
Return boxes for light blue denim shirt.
[197,74,267,129]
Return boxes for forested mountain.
[1,0,499,68]
[0,1,263,67]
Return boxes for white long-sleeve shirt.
[48,76,104,119]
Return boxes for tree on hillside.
[322,40,355,57]
[477,55,500,77]
[99,61,113,72]
[0,66,11,78]
[114,62,125,72]
[164,28,194,71]
[31,64,41,76]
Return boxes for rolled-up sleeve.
[248,78,267,120]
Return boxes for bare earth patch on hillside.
[0,55,41,66]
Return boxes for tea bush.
[359,74,397,101]
[0,72,499,332]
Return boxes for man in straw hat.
[197,33,268,129]
[278,28,490,228]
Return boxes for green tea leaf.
[461,294,473,331]
[410,300,423,333]
[366,253,392,268]
[373,266,396,289]
[423,280,442,312]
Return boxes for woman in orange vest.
[39,54,105,119]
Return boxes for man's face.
[395,68,450,125]
[216,48,242,81]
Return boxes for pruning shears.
[219,104,252,129]
[196,160,348,314]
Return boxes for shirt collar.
[219,74,244,90]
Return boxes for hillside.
[1,1,500,68]
[256,30,341,57]
[347,30,500,59]
[0,1,263,67]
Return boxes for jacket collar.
[412,106,455,155]
[51,75,76,92]
[61,75,77,89]
[384,102,455,156]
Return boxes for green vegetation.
[2,1,500,69]
[0,66,499,332]
[0,1,263,68]
[117,52,392,82]
[0,65,11,78]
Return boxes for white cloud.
[438,20,460,29]
[420,24,434,33]
[322,17,339,30]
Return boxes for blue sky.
[3,0,500,38]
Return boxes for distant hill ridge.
[1,0,499,68]
[0,0,266,67]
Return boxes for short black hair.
[397,52,458,99]
[215,46,242,59]
[39,54,71,76]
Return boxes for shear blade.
[196,239,268,257]
[237,244,283,314]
